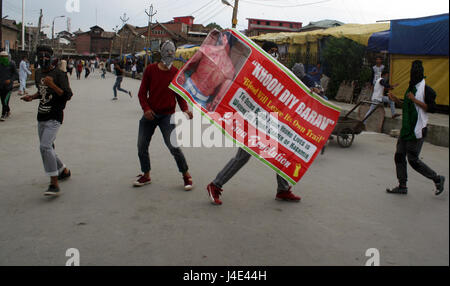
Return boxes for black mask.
[38,53,52,69]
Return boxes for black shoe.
[44,185,60,196]
[435,176,446,196]
[58,169,71,181]
[386,186,408,195]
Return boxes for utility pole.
[0,0,3,50]
[21,0,25,50]
[231,0,239,29]
[144,4,156,67]
[32,9,42,53]
[119,13,129,56]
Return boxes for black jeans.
[137,114,188,174]
[395,136,438,186]
[0,89,11,116]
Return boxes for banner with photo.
[170,29,341,185]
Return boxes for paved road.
[0,71,448,266]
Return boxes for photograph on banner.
[170,29,341,185]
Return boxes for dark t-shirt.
[35,67,73,124]
[301,74,316,89]
[115,62,124,76]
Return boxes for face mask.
[0,57,9,66]
[38,56,51,69]
[161,41,176,69]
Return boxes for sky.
[3,0,449,35]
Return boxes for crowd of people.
[0,37,445,201]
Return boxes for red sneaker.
[276,187,301,202]
[133,174,151,187]
[183,175,193,191]
[207,183,223,205]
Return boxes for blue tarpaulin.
[389,13,449,56]
[367,30,390,52]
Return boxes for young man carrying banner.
[206,42,303,205]
[21,45,73,196]
[134,41,194,191]
[386,60,445,196]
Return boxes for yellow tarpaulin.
[173,46,200,69]
[251,23,390,46]
[390,55,449,106]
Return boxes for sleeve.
[424,85,437,113]
[176,92,189,112]
[138,66,151,112]
[57,71,73,100]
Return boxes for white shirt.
[414,79,428,139]
[371,78,386,102]
[372,65,385,85]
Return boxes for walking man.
[0,51,18,121]
[386,60,445,196]
[134,41,194,191]
[112,59,132,100]
[18,55,32,95]
[21,45,73,196]
[206,42,301,205]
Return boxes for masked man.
[21,45,73,196]
[134,41,194,191]
[0,51,18,121]
[18,55,32,95]
[206,41,301,206]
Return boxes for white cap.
[0,51,9,57]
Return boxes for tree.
[321,37,366,99]
[206,22,222,31]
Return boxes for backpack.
[424,85,437,113]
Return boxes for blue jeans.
[113,76,129,98]
[363,96,397,123]
[137,114,189,174]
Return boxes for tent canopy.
[367,30,390,52]
[251,23,390,46]
[389,13,449,56]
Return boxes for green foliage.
[321,37,366,99]
[206,22,223,31]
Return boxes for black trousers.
[395,136,438,186]
[0,89,11,116]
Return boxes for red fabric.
[138,63,188,114]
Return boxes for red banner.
[170,29,341,185]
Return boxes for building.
[75,25,115,56]
[246,18,302,37]
[112,16,213,55]
[1,19,19,52]
[300,20,344,32]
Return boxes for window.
[266,21,270,25]
[279,23,283,26]
[290,24,293,28]
[257,21,260,25]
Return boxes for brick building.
[246,18,302,37]
[75,26,115,56]
[1,19,19,52]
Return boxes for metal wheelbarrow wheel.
[337,128,355,148]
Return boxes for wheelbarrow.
[323,100,383,151]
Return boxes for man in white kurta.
[19,56,32,95]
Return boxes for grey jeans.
[213,148,291,193]
[363,96,397,123]
[38,120,66,177]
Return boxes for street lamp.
[221,0,239,28]
[52,15,66,40]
